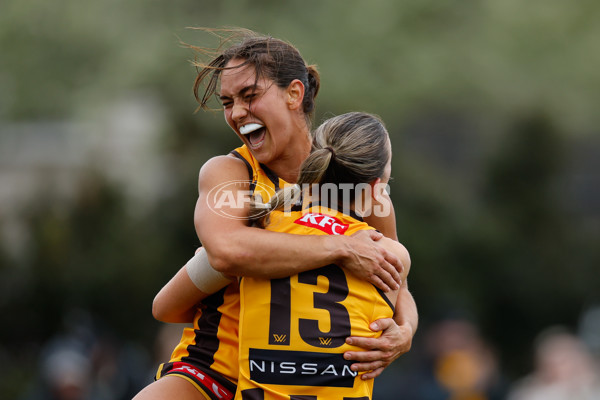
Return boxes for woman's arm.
[152,155,403,323]
[344,236,419,379]
[394,284,418,341]
[152,265,204,323]
[345,286,418,379]
[152,248,233,323]
[195,155,403,286]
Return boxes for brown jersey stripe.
[230,150,256,193]
[182,288,226,370]
[258,162,280,191]
[241,388,264,400]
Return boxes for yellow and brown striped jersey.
[157,145,286,398]
[236,206,395,400]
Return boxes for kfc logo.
[294,213,349,235]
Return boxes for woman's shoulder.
[378,237,411,274]
[198,152,253,184]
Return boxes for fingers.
[344,318,409,380]
[345,319,396,350]
[368,275,391,293]
[350,358,386,372]
[370,318,395,332]
[382,248,403,276]
[345,337,392,355]
[346,230,401,290]
[345,319,401,356]
[366,230,384,241]
[344,347,389,362]
[370,251,401,291]
[360,367,385,380]
[371,248,401,291]
[343,350,392,379]
[378,256,401,290]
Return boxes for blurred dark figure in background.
[507,327,600,400]
[19,309,151,400]
[36,343,92,400]
[383,316,507,400]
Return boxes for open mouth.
[240,123,266,149]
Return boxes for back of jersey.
[236,206,395,400]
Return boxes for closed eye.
[219,96,233,108]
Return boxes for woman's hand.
[344,318,414,379]
[337,230,404,292]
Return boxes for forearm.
[194,157,402,286]
[152,265,208,323]
[202,226,346,278]
[195,156,351,279]
[394,286,418,336]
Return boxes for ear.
[286,79,305,110]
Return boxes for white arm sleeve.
[185,247,232,294]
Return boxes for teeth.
[240,123,264,135]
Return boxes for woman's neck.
[304,191,358,216]
[265,136,311,184]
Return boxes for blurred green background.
[1,1,599,399]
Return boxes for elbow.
[152,293,176,323]
[207,250,239,276]
[203,241,244,276]
[152,295,167,322]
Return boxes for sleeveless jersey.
[236,206,395,400]
[157,145,287,398]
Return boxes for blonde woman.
[236,111,411,399]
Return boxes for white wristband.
[185,247,232,294]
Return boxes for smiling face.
[219,58,307,166]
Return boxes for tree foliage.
[1,0,599,397]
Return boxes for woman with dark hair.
[134,29,416,400]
